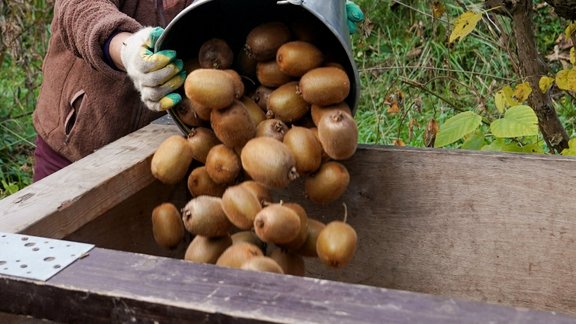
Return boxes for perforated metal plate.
[0,232,94,281]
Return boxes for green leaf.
[461,131,485,150]
[490,105,538,138]
[561,138,576,156]
[434,111,482,148]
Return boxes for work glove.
[121,27,186,112]
[346,0,365,34]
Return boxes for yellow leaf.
[431,1,446,19]
[513,82,532,103]
[539,76,554,93]
[556,69,576,92]
[494,90,506,113]
[449,11,482,43]
[566,22,576,39]
[502,85,520,107]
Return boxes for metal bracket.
[0,232,94,281]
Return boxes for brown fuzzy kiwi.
[317,111,358,160]
[186,127,221,164]
[221,184,262,230]
[181,196,233,237]
[305,161,350,205]
[278,202,309,251]
[151,203,185,249]
[210,100,257,150]
[216,241,264,269]
[255,119,289,141]
[205,144,241,184]
[267,81,310,122]
[253,203,301,244]
[240,256,284,274]
[269,247,306,276]
[245,21,292,62]
[299,67,350,106]
[231,231,266,251]
[184,235,232,264]
[283,126,322,175]
[223,69,245,99]
[296,218,326,257]
[241,96,266,126]
[311,102,352,126]
[198,38,234,69]
[276,41,324,77]
[151,135,194,185]
[256,60,293,88]
[235,46,258,80]
[241,137,299,188]
[251,85,273,110]
[187,166,228,198]
[175,97,203,127]
[188,96,213,121]
[184,68,236,110]
[239,180,272,205]
[316,220,357,268]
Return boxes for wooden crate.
[1,118,576,323]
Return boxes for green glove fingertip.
[347,20,358,34]
[147,27,165,48]
[160,93,182,111]
[346,1,365,23]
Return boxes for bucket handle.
[277,0,303,5]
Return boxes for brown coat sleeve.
[53,0,142,77]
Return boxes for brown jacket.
[33,0,194,161]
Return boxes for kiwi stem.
[342,202,348,224]
[332,111,344,123]
[288,167,300,181]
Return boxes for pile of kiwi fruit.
[150,19,359,275]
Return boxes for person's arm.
[108,32,132,71]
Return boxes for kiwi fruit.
[235,46,258,80]
[269,247,306,276]
[223,69,245,99]
[175,98,203,127]
[198,38,234,69]
[239,180,272,205]
[317,111,358,160]
[240,256,284,274]
[296,218,326,257]
[283,126,322,175]
[188,96,213,121]
[276,41,324,77]
[305,161,350,205]
[311,102,352,127]
[256,60,293,88]
[241,137,299,188]
[251,85,273,110]
[184,235,232,264]
[184,68,236,110]
[187,166,227,198]
[221,183,262,230]
[186,127,221,164]
[181,196,232,237]
[151,203,185,249]
[256,119,289,141]
[151,135,194,185]
[278,202,309,251]
[316,220,357,268]
[267,81,310,122]
[231,231,267,251]
[254,203,301,244]
[241,96,266,126]
[245,21,291,62]
[216,241,264,269]
[205,144,241,184]
[299,67,351,106]
[210,100,256,150]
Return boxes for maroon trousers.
[33,136,72,182]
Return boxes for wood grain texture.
[1,248,574,324]
[0,123,181,238]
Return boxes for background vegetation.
[0,0,572,198]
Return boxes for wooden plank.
[1,247,574,324]
[0,122,181,238]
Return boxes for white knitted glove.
[121,27,186,111]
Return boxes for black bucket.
[156,0,360,135]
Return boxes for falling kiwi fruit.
[221,183,263,230]
[283,126,322,175]
[256,60,293,88]
[267,81,310,123]
[186,127,221,164]
[235,46,258,80]
[151,135,194,185]
[210,99,256,150]
[251,85,273,111]
[276,41,324,77]
[241,136,299,188]
[175,97,203,127]
[216,241,264,269]
[305,161,350,205]
[240,256,284,274]
[239,180,272,205]
[317,110,358,160]
[151,202,185,249]
[223,69,245,99]
[299,66,351,106]
[184,68,236,110]
[241,96,266,126]
[268,247,306,276]
[245,21,292,62]
[311,102,353,127]
[187,166,228,198]
[205,144,241,185]
[296,218,326,257]
[316,205,357,268]
[181,195,232,237]
[253,203,301,244]
[256,119,289,142]
[278,202,309,251]
[184,235,232,264]
[198,38,234,69]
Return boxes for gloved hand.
[346,1,365,34]
[121,27,186,112]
